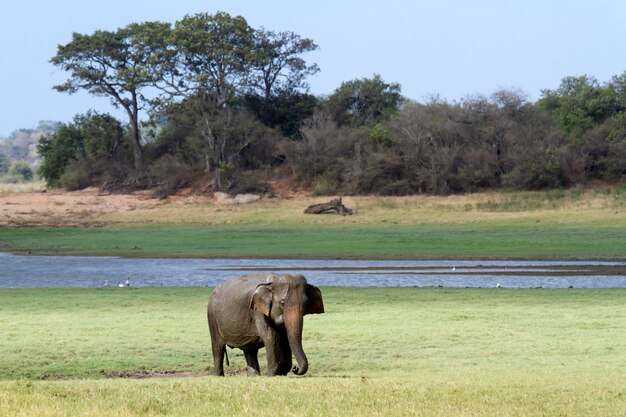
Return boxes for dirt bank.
[0,188,166,227]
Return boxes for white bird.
[496,282,502,288]
[125,277,131,287]
[118,281,124,288]
[452,266,456,271]
[102,280,109,287]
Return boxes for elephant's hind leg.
[243,348,261,376]
[210,344,226,376]
[208,315,226,376]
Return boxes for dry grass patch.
[94,187,625,227]
[0,181,46,193]
[0,185,623,229]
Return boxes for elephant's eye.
[279,300,285,307]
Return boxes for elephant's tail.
[224,346,230,367]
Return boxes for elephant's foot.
[276,364,291,376]
[247,366,261,376]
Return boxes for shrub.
[59,159,97,190]
[503,145,585,189]
[312,175,340,196]
[0,154,9,174]
[228,170,271,195]
[148,155,196,199]
[7,160,34,182]
[37,124,84,187]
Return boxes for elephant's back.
[208,274,267,348]
[208,274,267,318]
[212,274,266,299]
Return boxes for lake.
[1,252,625,288]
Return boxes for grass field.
[1,187,624,415]
[2,220,625,260]
[0,287,624,416]
[1,187,625,259]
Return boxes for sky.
[2,0,626,136]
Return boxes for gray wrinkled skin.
[207,273,324,376]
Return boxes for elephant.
[207,273,324,376]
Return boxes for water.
[1,253,624,288]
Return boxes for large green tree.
[51,21,171,170]
[169,12,254,108]
[244,29,319,135]
[250,29,319,103]
[538,75,624,134]
[326,74,403,127]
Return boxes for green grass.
[0,287,625,416]
[2,187,624,259]
[1,188,624,415]
[1,218,625,259]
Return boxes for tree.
[242,29,319,136]
[244,90,317,137]
[326,74,403,127]
[458,88,533,180]
[538,75,623,134]
[74,111,124,162]
[170,12,254,108]
[51,21,172,170]
[37,124,84,186]
[249,29,319,105]
[199,108,274,190]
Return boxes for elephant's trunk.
[284,306,308,375]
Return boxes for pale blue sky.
[2,0,626,136]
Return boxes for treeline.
[38,11,626,196]
[0,122,60,183]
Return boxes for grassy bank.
[1,187,624,259]
[0,287,624,416]
[1,220,624,259]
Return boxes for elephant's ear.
[250,284,272,317]
[304,284,324,315]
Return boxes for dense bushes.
[37,75,626,196]
[37,112,132,189]
[278,83,624,195]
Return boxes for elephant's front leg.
[277,329,293,376]
[243,348,261,376]
[253,314,281,376]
